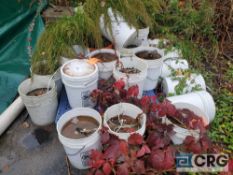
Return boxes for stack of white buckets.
[53,11,216,169]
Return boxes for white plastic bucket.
[88,49,120,80]
[167,91,216,122]
[134,46,164,91]
[99,8,137,49]
[135,27,150,46]
[161,58,189,78]
[18,77,58,126]
[61,59,98,108]
[103,103,146,140]
[148,39,182,59]
[163,102,209,145]
[57,107,102,169]
[113,57,148,98]
[162,74,206,96]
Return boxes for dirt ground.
[0,110,87,175]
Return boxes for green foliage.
[32,0,159,74]
[31,23,78,75]
[141,0,232,152]
[146,0,217,64]
[209,89,233,152]
[83,0,154,38]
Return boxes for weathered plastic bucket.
[162,74,206,96]
[134,46,164,91]
[88,49,120,80]
[161,58,189,78]
[61,59,98,108]
[99,8,137,49]
[103,103,146,140]
[18,77,58,126]
[57,107,102,169]
[167,91,216,122]
[135,27,150,45]
[163,102,209,145]
[148,39,182,59]
[113,57,148,98]
[119,27,149,57]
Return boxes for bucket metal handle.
[46,68,59,91]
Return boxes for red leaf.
[184,136,211,154]
[140,96,151,106]
[116,163,128,175]
[228,159,233,172]
[119,141,128,155]
[136,147,146,158]
[137,144,151,157]
[100,127,110,144]
[113,80,125,90]
[143,144,151,154]
[165,100,177,117]
[148,149,165,170]
[189,142,202,154]
[200,136,211,152]
[184,136,202,154]
[87,169,95,175]
[95,170,104,175]
[104,143,121,160]
[148,147,175,171]
[147,132,170,149]
[109,158,116,166]
[151,103,158,113]
[127,85,139,97]
[132,160,145,174]
[128,133,143,145]
[184,136,196,145]
[102,162,112,175]
[140,96,151,113]
[89,150,104,169]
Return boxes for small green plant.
[31,24,77,75]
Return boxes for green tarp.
[0,0,46,114]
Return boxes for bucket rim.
[18,78,56,99]
[57,107,102,146]
[61,59,98,80]
[103,102,146,140]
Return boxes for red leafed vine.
[88,78,219,174]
